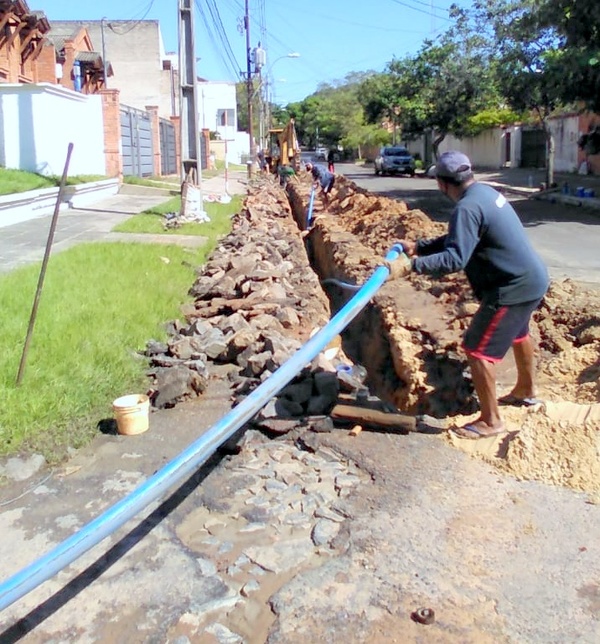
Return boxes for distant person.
[278,164,295,187]
[393,151,549,440]
[257,148,267,173]
[305,162,335,205]
[327,149,335,173]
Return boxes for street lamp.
[262,53,299,146]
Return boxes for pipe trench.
[286,178,475,417]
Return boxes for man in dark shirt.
[396,151,549,439]
[305,162,335,204]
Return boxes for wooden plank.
[331,404,416,433]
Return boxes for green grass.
[113,195,242,237]
[202,160,247,179]
[0,168,108,195]
[0,196,241,462]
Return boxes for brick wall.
[170,115,181,179]
[202,128,210,170]
[60,42,75,91]
[145,105,161,176]
[0,35,21,82]
[35,44,57,83]
[101,89,122,178]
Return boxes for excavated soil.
[287,175,600,494]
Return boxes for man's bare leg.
[467,355,504,432]
[506,336,536,399]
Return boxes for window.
[218,108,235,126]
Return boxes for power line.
[107,0,156,35]
[205,0,242,75]
[195,0,242,79]
[410,0,450,12]
[388,0,452,22]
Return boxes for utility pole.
[245,0,255,176]
[178,0,203,193]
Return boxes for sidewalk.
[475,167,600,211]
[0,170,248,274]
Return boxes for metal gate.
[521,129,546,168]
[120,105,154,177]
[159,118,177,176]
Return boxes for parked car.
[314,147,328,160]
[374,146,416,176]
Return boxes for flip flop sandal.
[451,423,506,440]
[498,395,543,407]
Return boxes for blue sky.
[31,0,468,105]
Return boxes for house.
[50,20,177,119]
[39,22,112,94]
[197,79,248,163]
[0,0,49,84]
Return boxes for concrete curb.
[481,180,600,213]
[0,178,120,229]
[535,191,600,212]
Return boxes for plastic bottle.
[335,363,367,392]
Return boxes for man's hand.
[384,253,412,280]
[396,239,417,257]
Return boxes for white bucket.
[112,394,150,436]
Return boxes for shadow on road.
[511,197,600,228]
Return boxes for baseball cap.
[435,151,472,181]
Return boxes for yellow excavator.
[266,118,300,174]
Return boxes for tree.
[538,0,600,112]
[285,73,379,155]
[360,11,499,160]
[472,0,567,186]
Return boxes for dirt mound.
[298,175,600,493]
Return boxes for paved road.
[341,162,600,289]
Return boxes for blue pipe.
[305,186,316,229]
[0,243,404,612]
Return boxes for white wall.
[0,83,105,176]
[83,21,175,119]
[408,126,526,170]
[549,114,579,173]
[437,128,504,168]
[198,81,236,133]
[198,80,248,163]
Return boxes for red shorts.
[462,298,542,363]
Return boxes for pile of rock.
[144,181,342,426]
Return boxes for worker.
[305,162,335,205]
[391,151,549,439]
[257,148,268,173]
[278,164,295,187]
[327,149,335,173]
